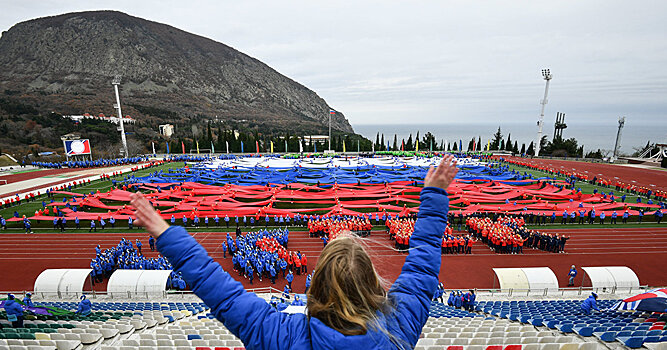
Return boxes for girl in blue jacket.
[130,155,458,350]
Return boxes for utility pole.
[112,75,129,158]
[535,69,552,157]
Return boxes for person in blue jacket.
[4,294,24,327]
[129,155,458,350]
[22,292,34,307]
[580,292,599,315]
[76,295,92,316]
[286,270,294,289]
[568,265,578,286]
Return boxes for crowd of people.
[88,238,185,289]
[307,216,373,240]
[496,156,667,202]
[32,156,149,169]
[226,228,311,289]
[466,215,569,254]
[385,216,473,254]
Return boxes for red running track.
[505,156,667,192]
[0,227,665,292]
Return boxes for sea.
[353,122,667,155]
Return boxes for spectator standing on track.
[567,265,577,286]
[655,209,663,224]
[75,216,80,229]
[89,219,96,232]
[4,294,24,328]
[0,216,5,230]
[149,236,155,251]
[136,239,142,255]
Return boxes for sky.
[1,0,667,135]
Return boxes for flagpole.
[328,110,332,151]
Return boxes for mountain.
[0,10,353,138]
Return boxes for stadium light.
[112,75,129,158]
[535,68,553,157]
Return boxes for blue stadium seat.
[616,336,643,348]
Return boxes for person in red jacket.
[301,254,308,274]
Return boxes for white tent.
[492,267,559,291]
[107,270,173,297]
[33,269,92,297]
[581,266,639,289]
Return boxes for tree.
[392,134,398,151]
[500,139,505,151]
[491,127,503,150]
[452,142,458,151]
[520,143,526,154]
[527,141,535,156]
[406,134,413,151]
[505,133,513,151]
[513,141,519,154]
[380,134,385,151]
[467,138,474,151]
[375,132,380,151]
[477,136,482,152]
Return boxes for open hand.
[424,155,458,190]
[130,193,169,238]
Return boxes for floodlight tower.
[535,69,553,157]
[112,75,129,158]
[612,116,626,162]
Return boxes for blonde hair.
[306,234,389,335]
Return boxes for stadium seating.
[476,299,667,349]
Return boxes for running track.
[0,227,665,292]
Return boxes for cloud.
[1,0,666,135]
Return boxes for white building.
[159,124,175,138]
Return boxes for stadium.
[0,152,665,350]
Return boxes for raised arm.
[130,193,308,349]
[387,155,458,344]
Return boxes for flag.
[401,140,404,151]
[387,140,390,151]
[196,141,200,154]
[166,141,170,155]
[299,140,303,153]
[270,141,274,153]
[372,142,375,153]
[256,140,259,154]
[241,141,244,153]
[151,142,155,155]
[314,142,317,153]
[472,138,476,152]
[211,141,215,154]
[342,140,346,153]
[226,141,229,154]
[285,140,288,153]
[487,140,490,151]
[181,141,185,154]
[430,139,433,152]
[459,140,462,152]
[357,140,360,153]
[415,139,419,152]
[330,109,336,115]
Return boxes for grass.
[0,155,18,167]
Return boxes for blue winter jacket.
[4,299,23,317]
[156,187,449,350]
[77,299,92,315]
[580,295,599,313]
